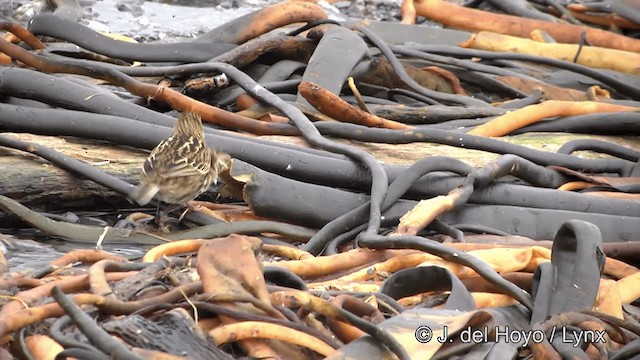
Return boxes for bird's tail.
[129,183,160,206]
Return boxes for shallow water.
[2,232,64,273]
[2,229,149,272]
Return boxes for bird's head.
[174,112,205,140]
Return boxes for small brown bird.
[133,112,229,207]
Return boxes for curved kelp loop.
[50,287,144,360]
[302,156,473,255]
[322,224,368,256]
[393,154,573,236]
[10,328,33,360]
[380,266,476,311]
[358,233,534,310]
[349,25,491,107]
[310,213,462,255]
[530,220,605,324]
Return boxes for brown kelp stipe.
[0,20,45,64]
[50,249,127,268]
[468,100,638,137]
[460,31,640,75]
[226,1,327,44]
[0,21,45,50]
[298,81,413,130]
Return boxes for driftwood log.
[0,134,145,220]
[1,132,638,214]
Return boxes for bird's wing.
[161,156,211,178]
[145,137,210,179]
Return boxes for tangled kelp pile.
[0,0,640,359]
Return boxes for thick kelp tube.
[2,104,639,219]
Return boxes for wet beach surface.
[3,0,403,39]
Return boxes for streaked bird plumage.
[133,112,229,206]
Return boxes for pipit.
[132,112,230,210]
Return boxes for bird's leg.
[154,202,167,228]
[155,202,161,219]
[178,208,189,221]
[178,201,200,221]
[154,203,180,229]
